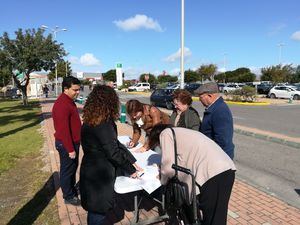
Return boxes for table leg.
[133,195,139,223]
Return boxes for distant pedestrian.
[43,84,49,98]
[52,76,81,206]
[195,82,235,159]
[170,89,201,131]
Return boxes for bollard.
[120,104,126,123]
[288,95,293,104]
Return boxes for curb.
[234,128,300,149]
[118,91,151,97]
[225,101,270,106]
[191,96,270,105]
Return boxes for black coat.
[80,120,136,213]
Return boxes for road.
[234,133,300,208]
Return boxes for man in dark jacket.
[52,76,81,206]
[195,82,235,159]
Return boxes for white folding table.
[114,136,169,225]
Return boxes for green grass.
[0,99,60,225]
[0,99,43,174]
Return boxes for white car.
[128,82,151,92]
[268,86,300,100]
[166,84,180,89]
[223,84,243,93]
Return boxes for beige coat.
[160,127,236,200]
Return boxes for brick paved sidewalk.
[40,99,300,225]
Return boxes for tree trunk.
[20,86,28,106]
[12,73,29,106]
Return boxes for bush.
[227,86,256,102]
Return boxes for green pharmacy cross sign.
[15,70,25,79]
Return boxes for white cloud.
[68,53,101,67]
[268,23,286,36]
[114,14,163,32]
[218,67,226,73]
[80,53,101,66]
[291,31,300,41]
[169,68,180,75]
[68,56,79,64]
[164,47,192,63]
[123,67,145,80]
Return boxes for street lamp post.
[41,25,67,96]
[278,43,285,65]
[180,0,185,89]
[223,53,227,83]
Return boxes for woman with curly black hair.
[80,85,139,225]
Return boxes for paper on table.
[115,136,162,194]
[118,136,143,152]
[139,165,161,193]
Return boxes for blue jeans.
[87,212,106,225]
[55,141,79,200]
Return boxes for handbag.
[164,128,189,211]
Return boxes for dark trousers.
[55,141,79,200]
[87,212,106,225]
[197,169,235,225]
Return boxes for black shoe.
[64,196,81,206]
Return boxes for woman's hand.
[133,163,143,172]
[126,140,135,148]
[130,172,139,179]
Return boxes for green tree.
[216,67,254,83]
[197,64,217,81]
[261,64,293,83]
[214,72,226,83]
[157,75,178,83]
[185,69,200,83]
[0,28,66,105]
[290,65,300,83]
[237,72,256,83]
[48,60,72,80]
[103,69,117,82]
[139,73,157,84]
[0,67,11,87]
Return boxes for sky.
[1,0,300,79]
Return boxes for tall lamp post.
[278,42,285,65]
[180,0,185,89]
[41,25,67,96]
[223,53,227,83]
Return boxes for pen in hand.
[139,172,144,177]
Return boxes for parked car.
[185,83,201,95]
[128,82,151,92]
[150,88,175,109]
[166,84,180,90]
[0,87,21,99]
[257,83,273,95]
[268,85,300,100]
[150,84,157,90]
[223,84,243,93]
[217,83,226,92]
